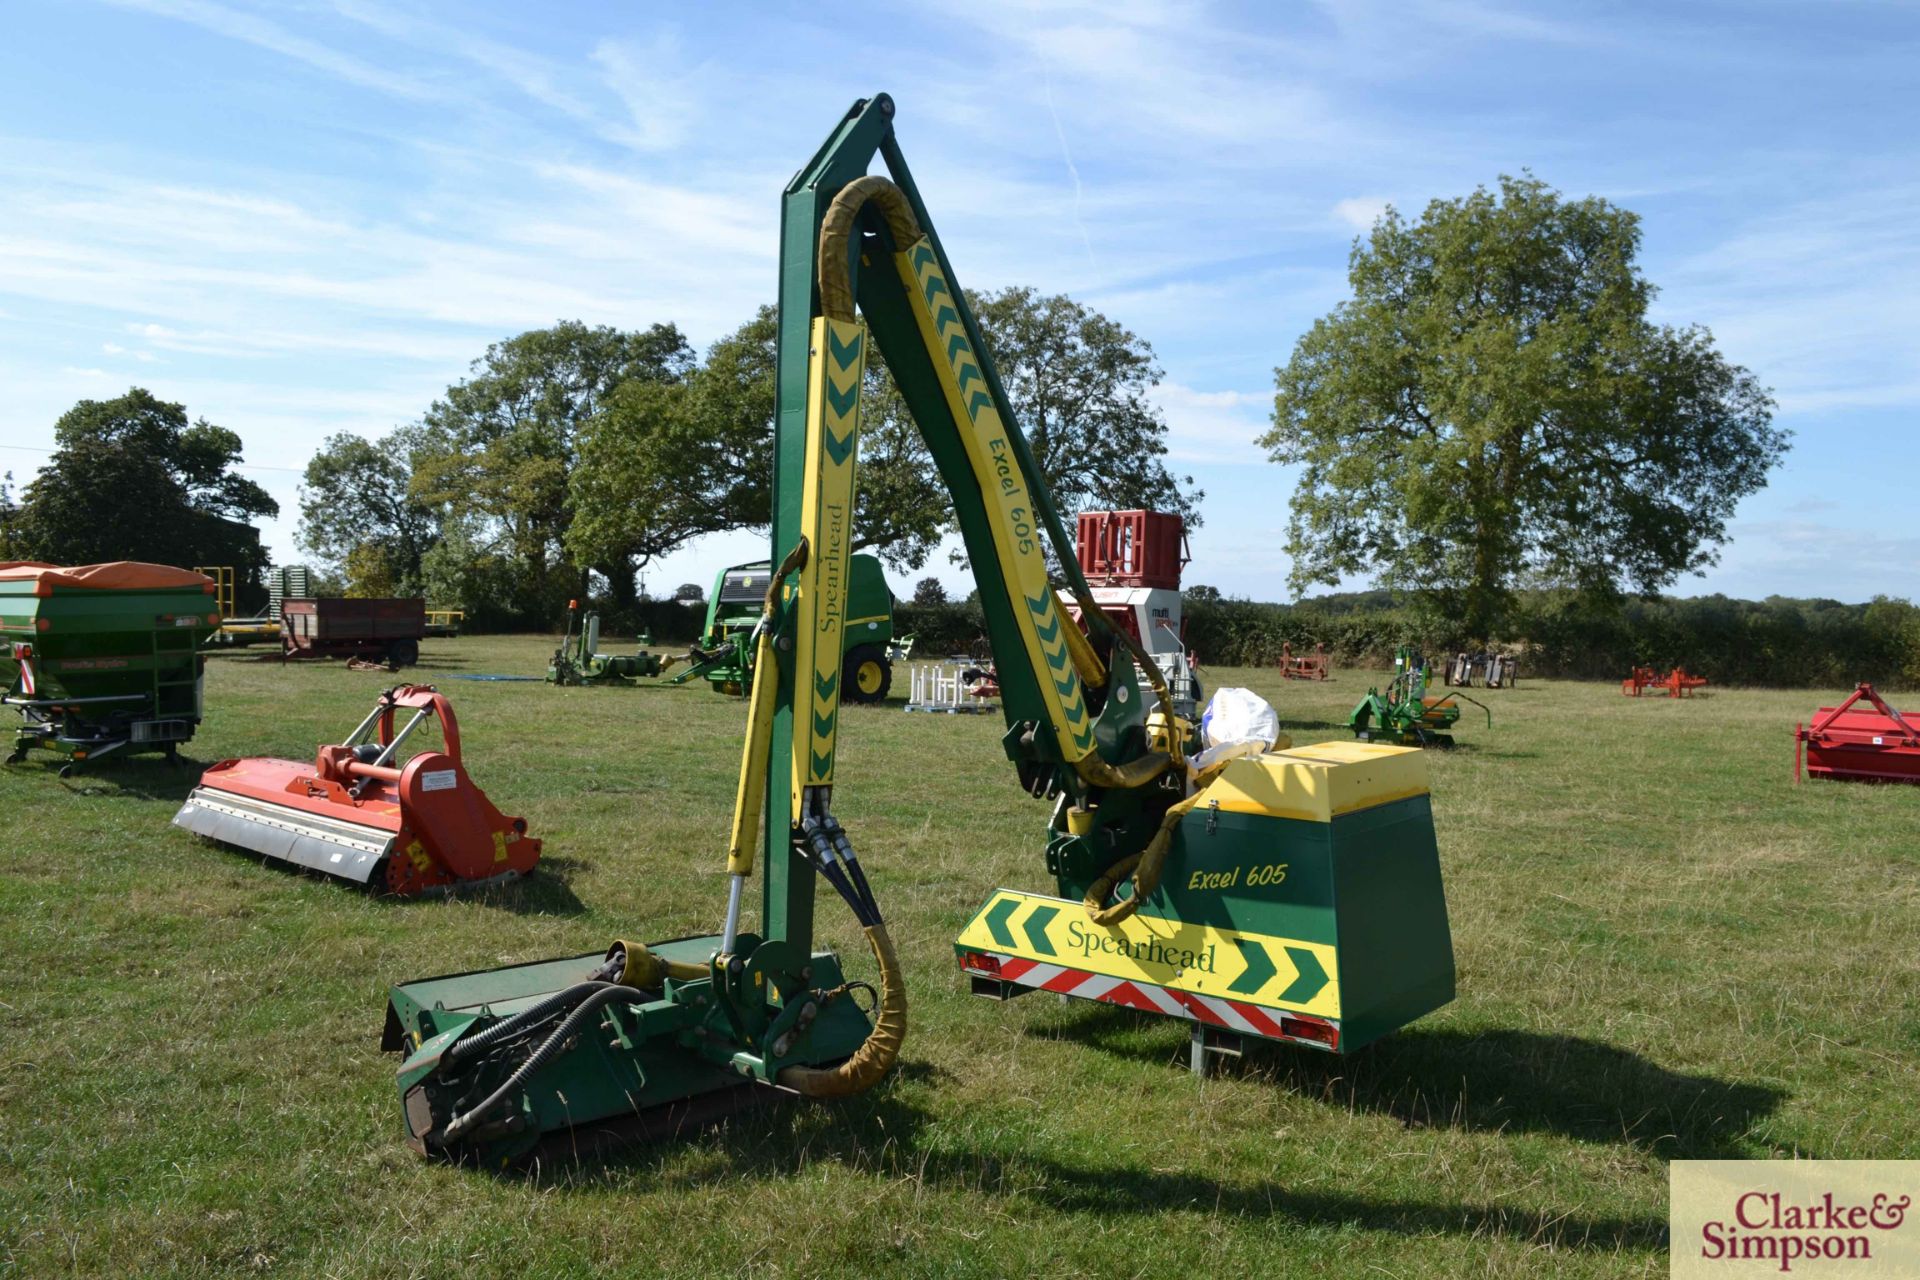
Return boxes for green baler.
[0,562,219,774]
[676,553,898,701]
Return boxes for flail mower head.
[173,684,539,895]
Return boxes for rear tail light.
[1280,1017,1339,1050]
[959,952,1000,974]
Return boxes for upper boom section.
[773,96,1138,799]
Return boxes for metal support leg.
[1189,1023,1245,1078]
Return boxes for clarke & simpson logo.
[1701,1189,1910,1270]
[1672,1162,1920,1278]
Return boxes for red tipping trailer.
[281,597,425,666]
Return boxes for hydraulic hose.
[1080,791,1204,927]
[763,538,810,617]
[441,976,620,1066]
[439,984,650,1146]
[823,816,880,925]
[800,816,871,928]
[776,923,906,1099]
[1074,748,1173,792]
[818,177,923,322]
[1080,719,1256,927]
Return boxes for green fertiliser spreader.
[0,561,219,775]
[670,554,900,701]
[379,95,1455,1167]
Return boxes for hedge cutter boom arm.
[378,96,1460,1167]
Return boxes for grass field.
[2,635,1916,1278]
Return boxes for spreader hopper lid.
[1203,742,1431,824]
[0,562,215,591]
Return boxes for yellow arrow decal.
[956,889,1341,1019]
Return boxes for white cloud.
[326,0,600,121]
[103,0,443,101]
[102,341,160,363]
[124,321,476,364]
[1708,518,1920,602]
[0,149,772,355]
[1660,180,1920,416]
[590,33,699,152]
[1332,196,1390,230]
[1153,382,1271,463]
[1403,0,1598,45]
[944,3,1358,156]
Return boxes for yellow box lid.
[1201,741,1430,823]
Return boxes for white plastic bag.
[1193,687,1280,772]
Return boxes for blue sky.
[1,0,1915,603]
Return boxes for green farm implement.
[0,561,219,775]
[1349,646,1490,747]
[380,94,1455,1167]
[670,553,901,702]
[547,602,686,686]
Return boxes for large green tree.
[568,307,953,576]
[971,286,1200,528]
[297,427,438,595]
[1262,174,1786,638]
[0,472,19,559]
[567,311,781,579]
[569,290,1200,579]
[412,321,694,613]
[11,388,278,582]
[565,378,705,576]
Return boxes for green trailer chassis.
[5,696,195,775]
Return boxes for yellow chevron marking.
[895,242,1093,761]
[956,889,1342,1019]
[791,316,866,802]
